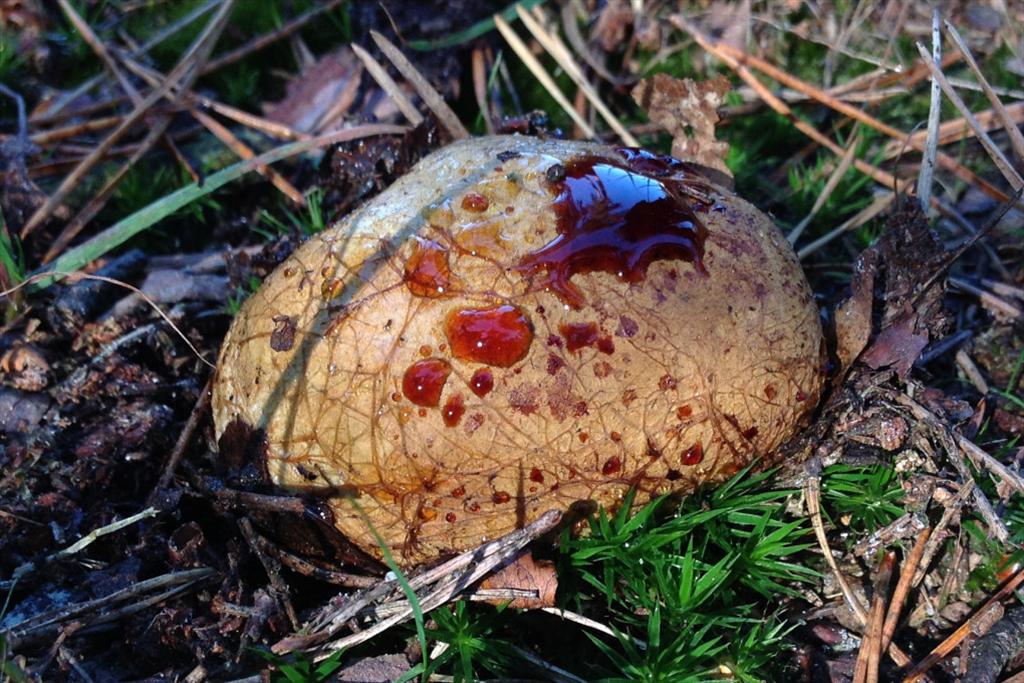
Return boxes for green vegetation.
[821,464,906,534]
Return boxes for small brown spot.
[602,456,622,475]
[621,388,637,406]
[418,408,427,417]
[597,337,615,354]
[578,432,589,443]
[469,502,481,512]
[493,491,511,504]
[676,405,692,419]
[270,315,296,352]
[742,426,759,440]
[547,354,566,375]
[646,438,661,458]
[666,469,682,481]
[594,361,613,378]
[573,401,589,417]
[610,431,622,442]
[764,385,777,400]
[659,374,677,391]
[796,390,808,401]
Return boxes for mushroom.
[212,135,825,566]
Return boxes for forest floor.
[2,1,1024,681]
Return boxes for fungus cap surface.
[213,135,825,565]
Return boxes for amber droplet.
[469,368,494,397]
[445,512,457,523]
[419,345,432,357]
[321,277,343,301]
[419,507,438,521]
[461,192,489,212]
[516,148,710,308]
[402,358,452,407]
[682,441,703,466]
[442,394,465,427]
[493,491,511,504]
[529,468,544,483]
[445,305,534,367]
[404,238,452,298]
[602,456,622,475]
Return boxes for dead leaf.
[834,249,877,376]
[264,47,364,133]
[591,0,634,52]
[702,0,751,53]
[631,73,732,177]
[861,313,929,379]
[479,551,557,610]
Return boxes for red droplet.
[402,358,451,407]
[578,432,589,442]
[404,238,452,298]
[516,149,710,308]
[492,491,511,504]
[469,368,494,397]
[659,374,677,391]
[764,385,777,400]
[451,485,465,498]
[676,405,692,419]
[796,390,808,402]
[442,394,465,427]
[602,456,623,475]
[682,441,703,466]
[445,512,457,523]
[529,468,545,483]
[610,431,622,442]
[597,336,615,354]
[445,305,534,367]
[461,192,489,212]
[418,408,427,417]
[468,502,481,512]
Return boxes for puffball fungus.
[213,135,824,566]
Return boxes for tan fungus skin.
[212,135,825,566]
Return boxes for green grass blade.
[406,0,543,50]
[32,124,405,291]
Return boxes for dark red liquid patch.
[602,456,623,475]
[469,368,494,397]
[517,148,710,308]
[445,305,534,367]
[681,442,703,466]
[559,322,613,354]
[402,358,452,407]
[529,467,545,483]
[404,238,452,298]
[442,394,465,427]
